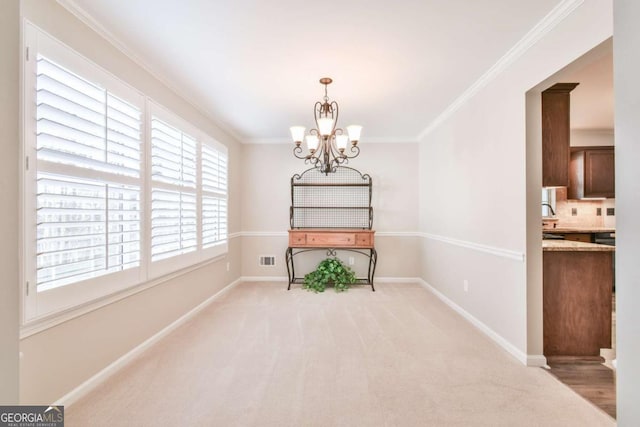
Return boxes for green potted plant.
[303,257,357,293]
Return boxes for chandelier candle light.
[290,77,362,174]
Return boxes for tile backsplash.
[552,187,615,228]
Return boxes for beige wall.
[419,0,613,360]
[241,143,419,232]
[19,0,243,404]
[570,129,614,146]
[241,236,421,280]
[613,0,640,423]
[240,142,420,280]
[0,0,20,405]
[20,240,240,404]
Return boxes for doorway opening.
[526,38,616,419]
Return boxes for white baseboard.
[527,354,548,367]
[55,278,242,408]
[238,276,422,285]
[374,277,422,283]
[239,276,288,282]
[417,278,531,366]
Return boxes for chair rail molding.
[236,231,524,261]
[418,232,525,262]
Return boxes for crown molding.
[245,138,290,145]
[55,0,245,144]
[56,0,584,146]
[246,136,419,145]
[417,0,585,141]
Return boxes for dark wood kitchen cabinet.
[569,146,615,199]
[543,248,613,358]
[542,83,579,187]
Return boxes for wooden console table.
[286,229,377,291]
[287,167,376,291]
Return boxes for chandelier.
[289,77,362,174]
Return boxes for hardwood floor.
[546,360,616,419]
[544,293,617,419]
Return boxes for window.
[201,144,228,249]
[542,188,556,217]
[150,116,198,262]
[147,104,228,279]
[35,56,143,292]
[23,24,229,322]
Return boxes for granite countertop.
[542,240,616,252]
[542,227,615,234]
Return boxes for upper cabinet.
[569,146,615,199]
[542,83,579,187]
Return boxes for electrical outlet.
[226,262,230,272]
[463,279,469,292]
[571,208,578,216]
[596,208,602,216]
[349,257,355,266]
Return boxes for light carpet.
[66,282,614,426]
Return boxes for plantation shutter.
[150,117,199,261]
[201,144,228,248]
[35,55,142,291]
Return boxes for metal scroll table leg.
[368,248,377,292]
[285,247,294,290]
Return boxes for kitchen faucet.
[542,203,556,216]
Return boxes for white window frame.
[21,23,229,325]
[200,137,229,259]
[23,23,146,322]
[148,102,200,278]
[146,102,228,279]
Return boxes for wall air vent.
[259,255,276,267]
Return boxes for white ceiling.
[66,0,563,143]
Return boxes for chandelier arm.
[293,146,307,159]
[326,135,344,160]
[331,101,339,132]
[313,101,323,130]
[343,144,360,159]
[329,155,345,172]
